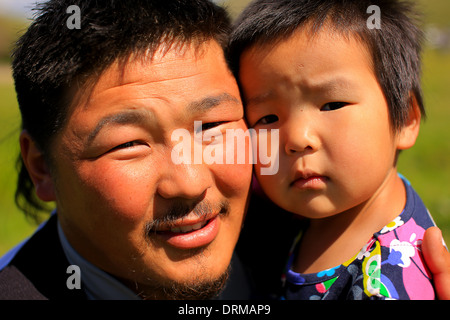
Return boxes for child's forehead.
[239,24,384,109]
[243,24,375,74]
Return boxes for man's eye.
[201,122,224,131]
[111,141,139,151]
[255,114,279,126]
[321,102,349,111]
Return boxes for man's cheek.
[78,162,153,221]
[212,162,252,197]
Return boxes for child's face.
[239,27,415,219]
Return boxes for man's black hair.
[228,0,426,131]
[13,0,232,221]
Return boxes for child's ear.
[20,131,56,202]
[397,94,422,150]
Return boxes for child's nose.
[283,119,320,155]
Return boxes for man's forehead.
[71,40,230,113]
[63,40,241,142]
[88,41,227,95]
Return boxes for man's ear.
[20,131,56,202]
[397,94,422,150]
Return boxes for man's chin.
[134,266,230,300]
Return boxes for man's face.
[51,41,252,298]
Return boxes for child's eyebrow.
[306,77,356,94]
[244,77,356,107]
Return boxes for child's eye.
[255,114,279,126]
[321,102,349,111]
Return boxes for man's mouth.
[146,200,230,250]
[169,219,209,233]
[148,213,221,250]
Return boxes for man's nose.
[156,162,213,200]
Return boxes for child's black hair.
[229,0,426,131]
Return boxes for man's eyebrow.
[87,109,153,143]
[86,94,240,143]
[187,93,240,113]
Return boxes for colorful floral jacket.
[283,178,437,300]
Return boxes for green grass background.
[0,0,449,255]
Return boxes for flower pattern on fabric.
[317,266,339,278]
[361,243,383,297]
[388,237,416,268]
[380,216,404,234]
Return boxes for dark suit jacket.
[0,215,86,300]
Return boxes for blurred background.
[0,0,449,255]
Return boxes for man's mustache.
[145,199,230,233]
